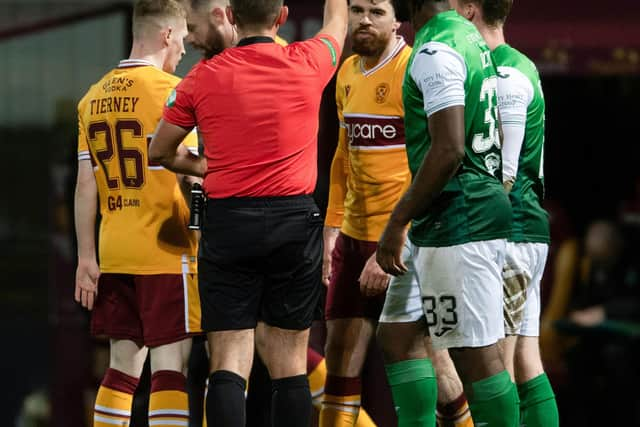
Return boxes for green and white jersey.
[403,10,511,247]
[493,44,550,244]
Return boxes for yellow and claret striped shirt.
[325,38,412,242]
[77,59,198,274]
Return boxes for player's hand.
[359,252,390,297]
[376,221,408,276]
[322,227,340,286]
[75,258,100,310]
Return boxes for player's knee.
[324,332,353,361]
[376,322,426,363]
[150,343,189,374]
[324,333,368,376]
[110,351,145,378]
[430,348,455,373]
[376,323,400,362]
[325,322,359,356]
[265,344,307,379]
[514,337,544,381]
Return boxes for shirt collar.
[118,59,156,68]
[237,36,275,47]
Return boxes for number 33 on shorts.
[421,294,459,337]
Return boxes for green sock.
[518,373,559,427]
[468,370,519,427]
[385,358,437,427]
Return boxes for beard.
[351,28,393,57]
[201,26,227,59]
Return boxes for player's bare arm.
[322,226,340,286]
[324,127,349,286]
[176,143,203,204]
[149,119,205,177]
[74,159,100,310]
[377,106,465,276]
[319,0,349,50]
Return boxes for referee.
[149,1,348,426]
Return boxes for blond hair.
[132,0,187,40]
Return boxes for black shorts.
[199,194,323,331]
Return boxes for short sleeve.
[409,41,467,117]
[163,70,198,129]
[294,34,342,84]
[335,63,347,123]
[77,115,90,161]
[77,103,94,165]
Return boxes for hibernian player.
[377,0,518,426]
[453,0,559,426]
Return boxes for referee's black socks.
[207,370,246,427]
[271,374,312,427]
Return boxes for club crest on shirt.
[345,85,351,98]
[375,83,390,104]
[484,153,501,176]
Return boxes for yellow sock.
[355,408,376,427]
[149,370,189,427]
[309,357,377,427]
[437,394,474,427]
[320,392,361,427]
[93,368,138,427]
[309,358,327,409]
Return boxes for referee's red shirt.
[163,35,341,198]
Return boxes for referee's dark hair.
[230,0,283,29]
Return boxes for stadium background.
[0,0,639,425]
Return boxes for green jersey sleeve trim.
[319,37,338,67]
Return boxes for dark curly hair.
[392,0,449,22]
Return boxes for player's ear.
[225,6,236,26]
[275,6,288,28]
[211,6,225,24]
[392,19,401,32]
[462,2,475,20]
[162,27,173,47]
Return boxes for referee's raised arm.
[319,0,349,51]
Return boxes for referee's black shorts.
[199,194,323,332]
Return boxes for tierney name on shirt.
[90,96,140,115]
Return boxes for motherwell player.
[320,0,412,425]
[74,1,199,426]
